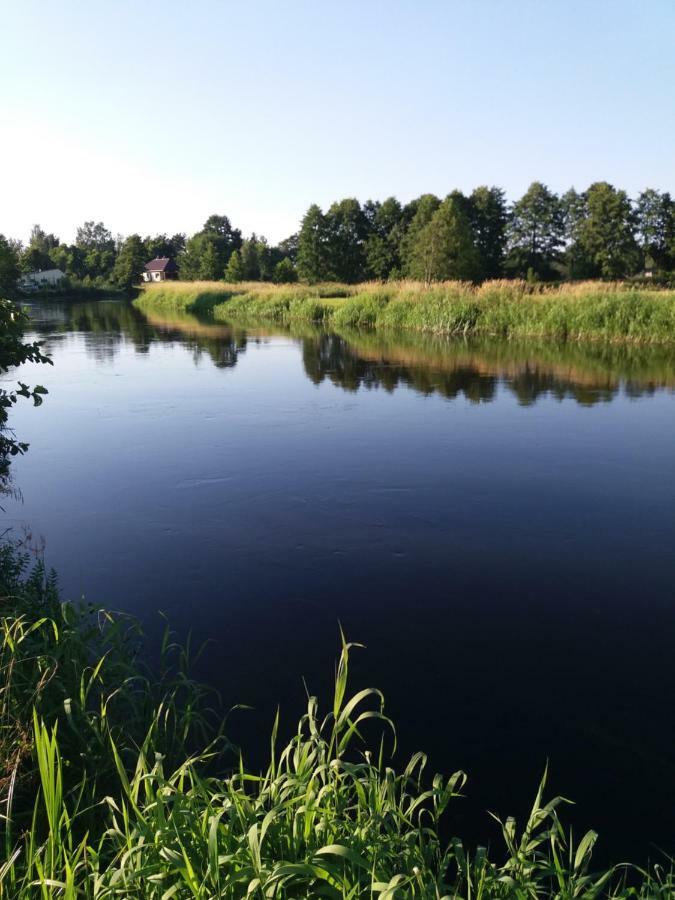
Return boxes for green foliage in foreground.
[136,280,675,344]
[1,548,673,897]
[0,299,51,490]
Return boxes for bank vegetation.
[136,280,675,344]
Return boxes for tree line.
[0,215,299,293]
[295,183,674,284]
[1,182,673,294]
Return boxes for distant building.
[18,268,66,292]
[143,257,178,282]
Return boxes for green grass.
[1,545,673,897]
[135,280,675,344]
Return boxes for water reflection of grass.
[135,303,675,404]
[137,279,675,343]
[2,545,674,896]
[334,329,675,394]
[141,305,237,340]
[40,298,675,404]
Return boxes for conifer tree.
[468,186,508,279]
[408,195,480,282]
[401,194,441,277]
[297,205,331,283]
[224,249,245,282]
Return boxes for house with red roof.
[143,257,179,283]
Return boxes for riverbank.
[19,283,127,302]
[136,279,675,343]
[0,544,672,897]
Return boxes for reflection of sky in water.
[5,300,675,863]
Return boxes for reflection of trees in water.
[508,370,615,407]
[82,332,119,363]
[25,301,675,406]
[623,381,659,400]
[188,337,245,369]
[31,301,154,356]
[299,332,675,406]
[300,334,506,404]
[302,335,378,392]
[302,335,498,402]
[29,300,248,371]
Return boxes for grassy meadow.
[1,545,674,897]
[135,280,675,344]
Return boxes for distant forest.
[1,182,674,294]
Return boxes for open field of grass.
[136,280,675,344]
[1,544,674,897]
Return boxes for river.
[4,299,675,862]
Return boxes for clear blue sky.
[2,0,673,245]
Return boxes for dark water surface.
[5,300,675,862]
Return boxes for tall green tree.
[49,245,87,281]
[202,214,241,244]
[561,188,594,279]
[401,194,441,277]
[75,221,116,281]
[179,236,204,280]
[324,199,370,283]
[256,236,274,281]
[144,233,186,261]
[27,224,59,252]
[273,257,298,283]
[407,195,480,283]
[0,236,21,296]
[275,234,299,263]
[364,197,404,280]
[21,225,60,273]
[239,238,261,281]
[198,241,222,280]
[576,182,639,278]
[224,249,245,282]
[180,215,242,281]
[506,182,564,279]
[237,234,272,281]
[297,205,331,283]
[112,234,146,289]
[468,186,508,279]
[75,221,114,251]
[635,189,674,271]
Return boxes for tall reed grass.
[1,545,673,897]
[136,280,675,344]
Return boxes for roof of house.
[145,257,177,272]
[21,268,65,279]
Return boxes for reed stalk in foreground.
[0,545,673,897]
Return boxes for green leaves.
[507,181,565,280]
[0,299,51,490]
[111,234,147,290]
[407,195,481,284]
[576,182,641,279]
